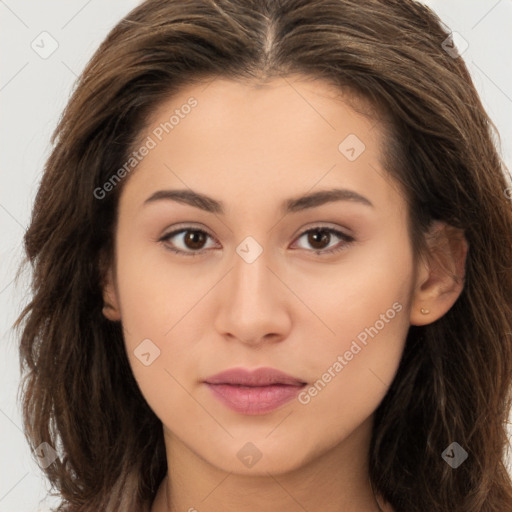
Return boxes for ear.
[100,260,121,322]
[410,221,468,326]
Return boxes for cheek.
[113,241,213,416]
[292,241,413,422]
[114,233,203,342]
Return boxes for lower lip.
[205,383,305,415]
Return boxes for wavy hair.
[16,0,512,510]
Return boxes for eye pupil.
[309,229,330,249]
[185,230,207,249]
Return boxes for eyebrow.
[143,187,373,214]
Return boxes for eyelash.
[158,225,354,257]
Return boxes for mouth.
[204,367,307,415]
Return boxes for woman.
[16,0,512,511]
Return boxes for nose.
[213,240,292,347]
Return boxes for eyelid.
[159,222,217,241]
[158,222,354,256]
[157,222,220,254]
[292,222,353,240]
[290,224,354,255]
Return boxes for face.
[103,75,425,475]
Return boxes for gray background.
[1,1,511,510]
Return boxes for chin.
[200,435,319,476]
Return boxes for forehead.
[147,75,382,142]
[119,75,402,218]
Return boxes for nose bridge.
[214,232,291,343]
[230,234,278,310]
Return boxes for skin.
[102,75,467,512]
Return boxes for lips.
[205,367,306,386]
[204,367,307,415]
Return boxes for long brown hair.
[16,0,512,510]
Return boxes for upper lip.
[204,367,306,386]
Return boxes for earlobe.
[101,267,121,322]
[410,222,468,326]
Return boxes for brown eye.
[159,228,217,256]
[307,229,332,250]
[182,230,208,250]
[293,226,354,255]
[160,225,354,258]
